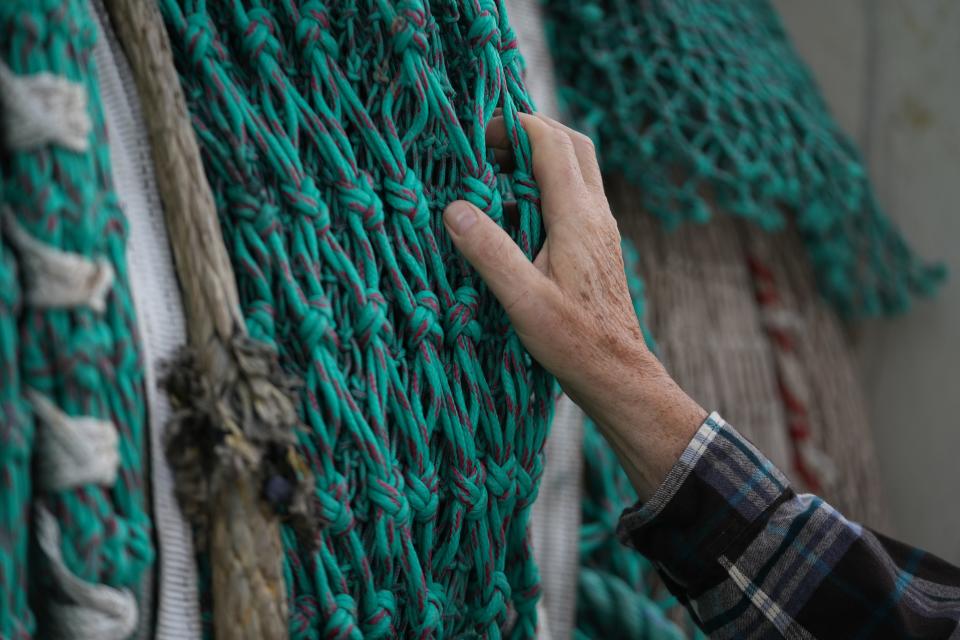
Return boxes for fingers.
[513,115,587,227]
[485,116,513,154]
[443,200,550,324]
[486,113,602,209]
[537,115,603,192]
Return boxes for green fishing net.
[160,0,555,636]
[544,0,944,319]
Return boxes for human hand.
[442,113,706,498]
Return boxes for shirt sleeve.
[616,412,960,639]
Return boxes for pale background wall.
[773,0,960,563]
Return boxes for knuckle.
[524,115,552,144]
[591,201,618,229]
[607,225,623,248]
[573,130,595,151]
[550,126,574,149]
[503,278,546,317]
[503,287,532,316]
[604,215,622,240]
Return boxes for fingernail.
[444,202,477,235]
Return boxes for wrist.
[572,349,706,500]
[567,344,667,434]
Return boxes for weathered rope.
[158,0,553,636]
[86,0,203,632]
[0,0,154,635]
[104,0,320,635]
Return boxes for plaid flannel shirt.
[617,413,960,639]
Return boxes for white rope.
[0,59,92,152]
[27,389,120,492]
[36,507,138,640]
[759,306,806,333]
[2,208,115,312]
[797,440,839,486]
[758,307,839,485]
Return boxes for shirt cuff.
[616,412,794,595]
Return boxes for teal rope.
[544,0,944,318]
[0,167,32,638]
[0,0,154,632]
[161,0,554,636]
[575,568,686,640]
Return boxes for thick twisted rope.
[104,0,322,635]
[160,0,554,637]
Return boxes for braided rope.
[0,0,153,634]
[160,0,554,636]
[544,0,944,319]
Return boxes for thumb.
[443,200,546,318]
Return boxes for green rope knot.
[296,2,339,61]
[389,2,429,57]
[468,10,501,52]
[384,170,430,228]
[444,286,481,345]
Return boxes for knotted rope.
[159,0,554,637]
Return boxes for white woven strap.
[0,59,92,152]
[27,389,120,492]
[2,209,115,312]
[36,507,138,640]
